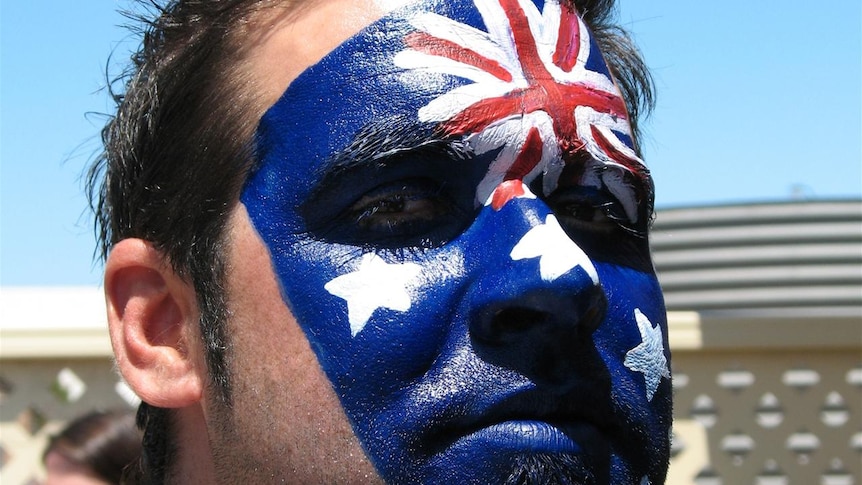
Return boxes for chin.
[389,445,663,485]
[413,443,608,485]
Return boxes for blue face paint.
[242,0,670,483]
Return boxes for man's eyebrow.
[311,115,470,185]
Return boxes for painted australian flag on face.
[245,1,671,483]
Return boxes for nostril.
[471,305,552,348]
[489,307,551,337]
[471,288,607,347]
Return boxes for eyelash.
[352,186,445,228]
[545,189,646,239]
[326,178,471,249]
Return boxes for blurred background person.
[42,409,141,485]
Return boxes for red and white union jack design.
[394,0,646,222]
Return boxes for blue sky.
[1,0,860,286]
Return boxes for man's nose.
[462,196,608,389]
[472,286,605,346]
[469,284,607,388]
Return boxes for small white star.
[624,309,671,402]
[640,476,651,485]
[324,253,422,337]
[509,214,599,283]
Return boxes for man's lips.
[427,417,609,485]
[452,420,604,454]
[424,386,618,456]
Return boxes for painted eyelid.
[307,139,472,203]
[552,199,617,225]
[574,161,648,224]
[355,178,442,199]
[301,144,486,244]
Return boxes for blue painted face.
[242,0,671,483]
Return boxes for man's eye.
[352,184,449,232]
[317,178,472,249]
[544,186,652,271]
[556,200,612,225]
[547,191,621,234]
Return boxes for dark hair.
[87,0,653,482]
[575,0,655,150]
[89,0,269,400]
[44,410,142,484]
[88,1,276,482]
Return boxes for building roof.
[0,286,112,358]
[651,199,862,317]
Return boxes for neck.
[164,405,216,484]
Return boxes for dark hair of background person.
[86,1,655,483]
[43,409,142,484]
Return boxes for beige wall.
[666,313,861,484]
[669,349,860,484]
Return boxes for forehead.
[249,0,649,214]
[254,2,481,168]
[243,0,394,113]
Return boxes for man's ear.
[105,238,204,408]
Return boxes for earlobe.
[105,238,204,408]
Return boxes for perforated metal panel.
[668,350,860,484]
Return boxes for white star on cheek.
[323,253,423,337]
[624,309,671,402]
[509,214,599,283]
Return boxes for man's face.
[237,0,671,483]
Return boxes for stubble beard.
[503,453,599,485]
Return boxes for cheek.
[598,262,664,323]
[223,218,346,416]
[214,216,378,479]
[591,263,670,426]
[591,263,667,370]
[270,239,468,388]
